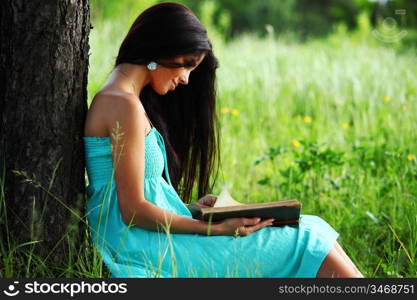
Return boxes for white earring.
[147,61,158,70]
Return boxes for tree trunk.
[0,0,90,268]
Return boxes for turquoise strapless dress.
[83,127,339,278]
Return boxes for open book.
[192,185,301,226]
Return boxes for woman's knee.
[317,243,363,278]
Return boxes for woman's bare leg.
[333,241,364,277]
[316,241,364,278]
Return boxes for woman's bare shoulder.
[84,90,146,137]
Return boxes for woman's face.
[148,53,206,95]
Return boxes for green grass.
[1,8,416,277]
[214,34,417,277]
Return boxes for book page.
[213,185,245,208]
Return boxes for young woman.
[83,2,364,278]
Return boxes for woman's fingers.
[241,217,261,226]
[205,198,216,206]
[218,217,274,236]
[252,218,274,231]
[198,194,217,206]
[238,218,274,236]
[206,195,217,206]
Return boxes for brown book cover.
[191,185,301,227]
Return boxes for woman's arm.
[107,95,216,235]
[124,199,273,236]
[107,94,273,236]
[122,197,217,235]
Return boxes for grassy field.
[213,35,417,278]
[87,12,417,277]
[1,4,416,277]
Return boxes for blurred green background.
[90,0,417,40]
[88,0,417,101]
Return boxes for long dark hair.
[115,2,221,204]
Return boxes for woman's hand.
[195,194,217,208]
[187,194,218,218]
[212,217,275,236]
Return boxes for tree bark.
[0,0,90,267]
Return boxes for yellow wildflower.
[221,107,229,114]
[342,122,350,129]
[402,105,407,111]
[384,96,391,102]
[303,116,312,123]
[231,109,240,116]
[292,139,301,148]
[407,154,415,161]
